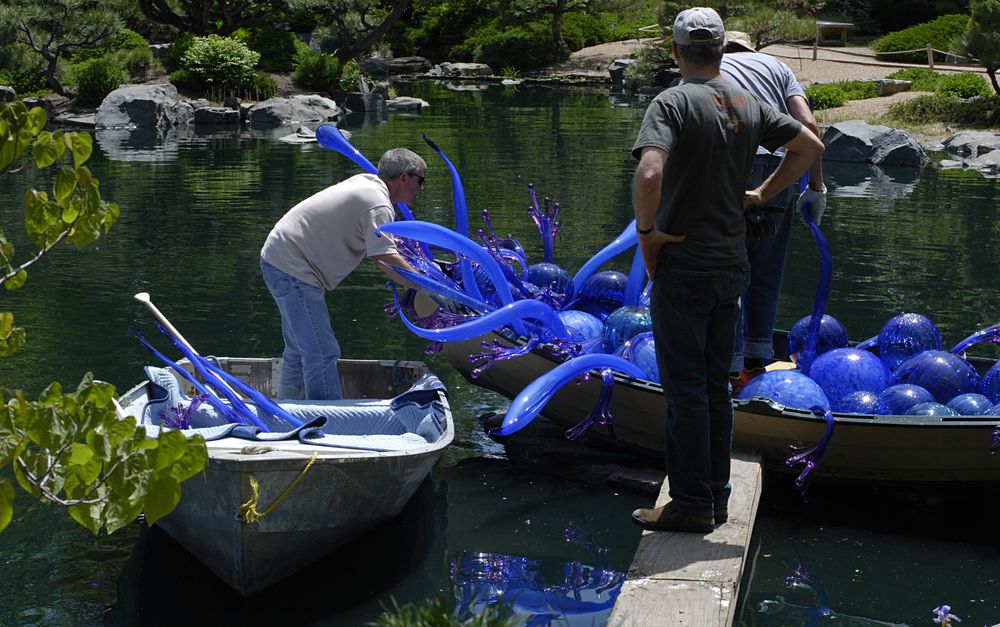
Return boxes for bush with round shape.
[945,392,994,416]
[788,314,849,365]
[293,48,342,92]
[73,57,129,107]
[577,270,627,321]
[614,332,658,382]
[906,401,958,417]
[557,309,602,343]
[181,35,260,93]
[737,369,830,411]
[835,391,879,414]
[874,383,934,415]
[526,262,572,296]
[877,312,942,371]
[601,306,652,353]
[892,350,981,404]
[808,347,890,408]
[936,72,993,99]
[873,14,971,64]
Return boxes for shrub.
[886,67,943,91]
[886,93,1000,126]
[453,19,562,70]
[560,13,612,50]
[74,57,129,106]
[239,23,299,73]
[109,28,150,52]
[804,80,877,109]
[161,32,196,74]
[338,58,363,92]
[936,71,993,98]
[293,48,342,92]
[181,35,260,93]
[872,14,971,63]
[247,71,278,100]
[108,46,155,81]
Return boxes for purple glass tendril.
[991,424,1000,454]
[932,604,961,625]
[950,319,1000,355]
[159,393,209,430]
[527,184,561,265]
[785,405,835,499]
[469,337,541,378]
[565,369,617,440]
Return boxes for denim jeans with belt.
[260,258,343,400]
[732,154,797,372]
[651,259,750,515]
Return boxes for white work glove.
[797,185,827,226]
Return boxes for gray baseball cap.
[673,7,725,46]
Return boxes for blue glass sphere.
[874,383,934,415]
[601,306,652,353]
[893,349,981,404]
[557,309,603,343]
[835,391,879,414]
[737,369,830,411]
[614,331,659,382]
[945,392,994,416]
[526,262,572,296]
[577,270,627,321]
[788,314,849,365]
[980,361,1000,404]
[808,347,890,407]
[877,312,942,371]
[988,403,1000,417]
[906,401,958,417]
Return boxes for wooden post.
[927,43,935,69]
[813,35,819,61]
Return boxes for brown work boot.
[631,501,714,533]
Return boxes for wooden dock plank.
[608,449,762,626]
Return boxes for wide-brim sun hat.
[724,30,756,53]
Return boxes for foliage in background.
[452,19,564,70]
[725,5,815,48]
[804,80,877,109]
[623,38,677,88]
[0,102,208,535]
[71,57,130,106]
[291,0,410,64]
[886,67,945,91]
[886,92,1000,126]
[0,0,123,97]
[964,0,1000,94]
[136,0,288,36]
[338,58,364,91]
[160,32,197,73]
[236,23,300,73]
[936,71,993,98]
[294,47,343,92]
[179,34,261,97]
[872,14,971,63]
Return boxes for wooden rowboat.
[441,330,1000,485]
[117,357,453,596]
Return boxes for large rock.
[96,83,193,129]
[246,94,343,126]
[381,56,432,75]
[931,131,1000,178]
[873,79,910,97]
[194,106,241,124]
[427,62,494,77]
[822,120,926,166]
[344,92,386,115]
[608,59,634,86]
[0,86,14,102]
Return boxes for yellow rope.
[238,451,319,525]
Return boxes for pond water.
[1,81,999,626]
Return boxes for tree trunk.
[551,0,570,59]
[989,68,1000,95]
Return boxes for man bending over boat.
[631,7,824,533]
[260,148,427,400]
[720,30,827,395]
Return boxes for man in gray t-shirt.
[630,7,824,534]
[260,148,426,400]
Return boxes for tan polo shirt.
[260,173,398,290]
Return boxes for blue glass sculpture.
[892,349,981,404]
[980,361,1000,404]
[945,392,994,416]
[874,383,934,415]
[526,262,572,296]
[577,270,627,321]
[614,331,659,382]
[557,309,603,343]
[788,314,848,365]
[906,401,958,417]
[737,369,830,411]
[601,306,652,353]
[835,391,879,414]
[807,347,890,408]
[877,312,942,371]
[989,403,1000,416]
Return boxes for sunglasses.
[408,171,425,187]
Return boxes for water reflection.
[825,163,921,212]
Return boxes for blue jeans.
[732,154,797,372]
[260,258,342,400]
[651,259,750,515]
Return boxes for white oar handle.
[133,292,199,355]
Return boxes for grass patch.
[805,80,878,109]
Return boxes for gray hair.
[377,148,426,181]
[675,42,724,67]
